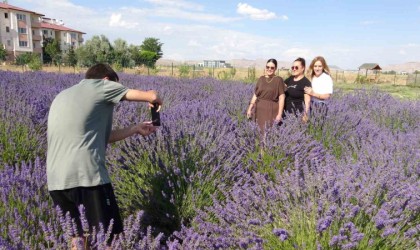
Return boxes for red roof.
[41,22,85,34]
[0,3,44,16]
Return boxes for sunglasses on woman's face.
[266,66,275,70]
[291,66,299,70]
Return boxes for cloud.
[144,0,204,11]
[237,3,280,21]
[120,6,239,23]
[109,13,139,29]
[282,48,312,59]
[399,49,407,55]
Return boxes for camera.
[151,103,161,126]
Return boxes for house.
[0,2,44,60]
[358,63,382,83]
[201,60,232,68]
[0,2,84,61]
[40,17,85,53]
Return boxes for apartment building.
[41,17,85,53]
[0,3,84,61]
[0,2,44,60]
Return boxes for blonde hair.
[307,56,331,80]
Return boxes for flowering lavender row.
[0,70,419,249]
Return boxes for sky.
[9,0,420,69]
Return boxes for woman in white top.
[304,56,333,103]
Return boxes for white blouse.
[311,72,333,102]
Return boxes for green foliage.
[28,55,42,71]
[0,121,40,167]
[43,38,61,65]
[0,44,6,61]
[140,37,163,60]
[113,38,133,68]
[178,64,191,78]
[15,53,40,71]
[217,67,237,81]
[354,75,367,84]
[64,46,77,69]
[75,35,114,67]
[246,67,257,83]
[139,50,158,68]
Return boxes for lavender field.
[0,70,419,249]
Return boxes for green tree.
[76,35,114,67]
[64,46,77,71]
[0,44,7,62]
[139,50,158,69]
[129,44,142,66]
[139,37,163,68]
[15,53,41,71]
[113,38,133,68]
[44,38,61,65]
[15,53,32,71]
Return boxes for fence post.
[171,62,173,76]
[394,73,396,86]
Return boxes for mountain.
[382,62,420,73]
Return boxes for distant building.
[0,2,84,61]
[40,17,85,53]
[0,2,44,60]
[200,60,232,68]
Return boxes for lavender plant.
[0,70,418,249]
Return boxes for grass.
[335,82,420,100]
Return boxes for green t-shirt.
[47,79,129,191]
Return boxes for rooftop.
[0,2,44,16]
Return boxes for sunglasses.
[266,66,275,70]
[291,66,299,70]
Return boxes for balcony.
[32,35,42,41]
[78,37,84,43]
[31,22,41,28]
[33,47,42,53]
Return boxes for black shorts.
[49,183,123,240]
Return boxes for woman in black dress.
[284,57,311,122]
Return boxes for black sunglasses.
[266,66,275,70]
[291,66,299,70]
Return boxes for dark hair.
[266,58,278,68]
[85,63,119,82]
[294,57,306,69]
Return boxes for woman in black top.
[284,57,311,122]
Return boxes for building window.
[6,26,10,32]
[5,13,8,19]
[33,42,36,48]
[17,14,26,21]
[7,40,11,46]
[18,28,27,34]
[50,31,52,35]
[43,30,48,35]
[19,41,28,47]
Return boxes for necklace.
[265,75,276,83]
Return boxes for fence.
[406,73,419,87]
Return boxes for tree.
[0,44,7,62]
[139,37,163,68]
[15,53,39,71]
[64,46,77,71]
[43,38,61,65]
[113,38,133,68]
[76,35,114,67]
[139,50,158,68]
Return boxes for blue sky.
[11,0,420,69]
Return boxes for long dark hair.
[266,58,278,69]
